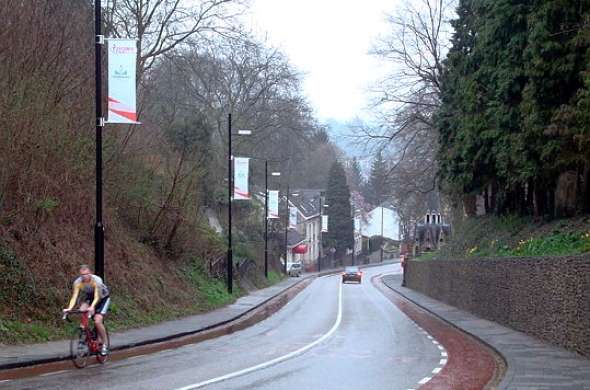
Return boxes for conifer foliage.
[325,162,354,256]
[364,152,393,207]
[437,0,590,216]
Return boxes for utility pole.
[264,160,269,279]
[94,0,105,279]
[227,113,233,294]
[380,205,384,263]
[283,182,290,275]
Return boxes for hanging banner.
[233,157,250,200]
[107,39,139,124]
[354,217,361,233]
[289,206,298,228]
[321,215,329,233]
[268,190,279,219]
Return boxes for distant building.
[361,205,401,241]
[413,211,451,255]
[285,189,323,270]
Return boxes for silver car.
[287,262,303,277]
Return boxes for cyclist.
[63,264,111,355]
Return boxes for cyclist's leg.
[94,297,110,346]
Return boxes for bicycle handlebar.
[62,309,89,321]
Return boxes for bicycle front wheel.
[70,327,89,368]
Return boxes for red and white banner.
[321,215,329,232]
[107,39,139,124]
[233,157,250,200]
[268,191,279,219]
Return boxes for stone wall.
[405,255,590,357]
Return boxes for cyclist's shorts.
[92,296,111,316]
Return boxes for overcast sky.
[247,0,399,123]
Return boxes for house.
[285,189,324,271]
[413,211,451,255]
[361,204,401,241]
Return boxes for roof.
[287,189,323,219]
[287,229,306,247]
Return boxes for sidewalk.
[382,274,590,390]
[0,276,305,370]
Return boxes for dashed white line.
[440,358,448,365]
[418,377,432,384]
[441,351,448,357]
[432,367,442,374]
[40,370,68,377]
[127,354,147,360]
[0,380,11,383]
[437,345,444,350]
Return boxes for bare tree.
[104,0,246,76]
[354,0,455,234]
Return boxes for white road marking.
[175,279,343,390]
[127,354,147,360]
[0,380,11,383]
[418,377,432,384]
[378,271,447,390]
[441,351,448,357]
[40,370,68,377]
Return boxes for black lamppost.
[319,200,329,272]
[380,205,384,263]
[94,0,105,279]
[265,168,281,279]
[226,113,251,294]
[283,182,290,275]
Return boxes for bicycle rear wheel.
[70,327,89,368]
[96,325,110,364]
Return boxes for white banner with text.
[107,39,139,124]
[233,157,250,200]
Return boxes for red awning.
[292,244,308,254]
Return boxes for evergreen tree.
[364,152,392,206]
[325,161,354,257]
[347,157,364,192]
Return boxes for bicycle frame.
[64,310,101,354]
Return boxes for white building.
[362,205,400,241]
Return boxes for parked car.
[342,266,362,284]
[287,261,303,277]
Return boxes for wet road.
[3,264,445,390]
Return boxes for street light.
[319,200,329,272]
[93,0,105,279]
[243,156,286,280]
[227,113,251,294]
[380,205,384,263]
[264,165,280,279]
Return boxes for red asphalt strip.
[373,275,504,390]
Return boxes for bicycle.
[62,309,110,368]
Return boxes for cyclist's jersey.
[67,275,110,310]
